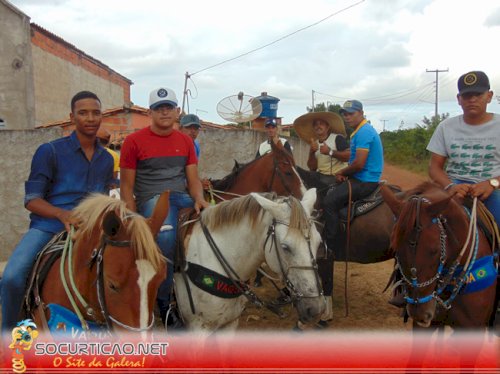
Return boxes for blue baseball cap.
[339,100,363,114]
[265,118,277,127]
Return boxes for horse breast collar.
[397,197,486,308]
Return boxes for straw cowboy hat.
[293,112,346,142]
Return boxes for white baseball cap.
[149,87,178,109]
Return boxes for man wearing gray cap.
[180,114,201,158]
[120,87,209,324]
[323,100,384,249]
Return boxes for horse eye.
[108,282,119,293]
[281,244,291,253]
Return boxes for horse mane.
[72,193,165,271]
[211,161,250,191]
[201,193,311,234]
[390,181,448,250]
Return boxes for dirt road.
[239,163,429,331]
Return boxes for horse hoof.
[315,320,329,329]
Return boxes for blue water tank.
[255,92,280,118]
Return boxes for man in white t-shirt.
[427,70,499,226]
[255,118,292,158]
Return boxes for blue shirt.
[25,131,114,233]
[349,120,384,182]
[194,139,201,159]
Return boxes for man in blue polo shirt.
[1,91,114,331]
[323,100,384,248]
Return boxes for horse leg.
[406,321,440,373]
[316,251,334,325]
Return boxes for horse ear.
[250,192,284,219]
[301,188,317,216]
[148,190,170,236]
[425,194,453,217]
[380,184,403,217]
[103,211,122,237]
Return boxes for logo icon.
[202,275,215,287]
[9,319,38,374]
[464,73,477,86]
[157,88,168,98]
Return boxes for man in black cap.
[255,118,292,158]
[427,71,499,330]
[427,71,499,225]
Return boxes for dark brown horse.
[296,166,399,263]
[26,192,170,338]
[209,140,306,202]
[381,182,497,329]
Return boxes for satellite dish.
[216,92,262,123]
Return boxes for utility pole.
[181,71,191,114]
[380,119,388,132]
[311,90,315,112]
[426,68,448,119]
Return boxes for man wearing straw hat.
[294,111,350,186]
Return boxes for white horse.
[174,188,325,332]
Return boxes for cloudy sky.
[9,0,500,131]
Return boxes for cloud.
[485,7,500,26]
[367,42,412,68]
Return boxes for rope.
[343,179,352,317]
[59,226,89,330]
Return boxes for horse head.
[382,182,496,328]
[251,188,325,324]
[52,191,169,337]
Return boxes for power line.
[189,0,365,76]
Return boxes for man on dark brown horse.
[320,101,384,326]
[1,91,114,331]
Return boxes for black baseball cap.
[457,71,490,95]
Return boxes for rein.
[196,210,323,317]
[58,226,155,333]
[396,196,480,309]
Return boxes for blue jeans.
[137,192,194,305]
[453,179,500,225]
[1,228,55,331]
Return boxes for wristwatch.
[489,178,499,189]
[329,149,334,157]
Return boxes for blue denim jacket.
[24,131,114,233]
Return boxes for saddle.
[23,232,67,326]
[338,183,400,223]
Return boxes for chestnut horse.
[381,182,498,369]
[24,192,170,338]
[382,182,497,329]
[209,140,306,202]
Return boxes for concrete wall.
[0,0,35,129]
[0,128,308,261]
[198,128,309,179]
[31,45,127,126]
[0,128,61,261]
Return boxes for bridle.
[395,196,480,309]
[267,157,299,197]
[59,223,155,333]
[196,202,323,315]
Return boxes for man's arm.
[429,153,470,199]
[186,164,210,213]
[337,149,368,179]
[120,168,137,212]
[26,198,76,232]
